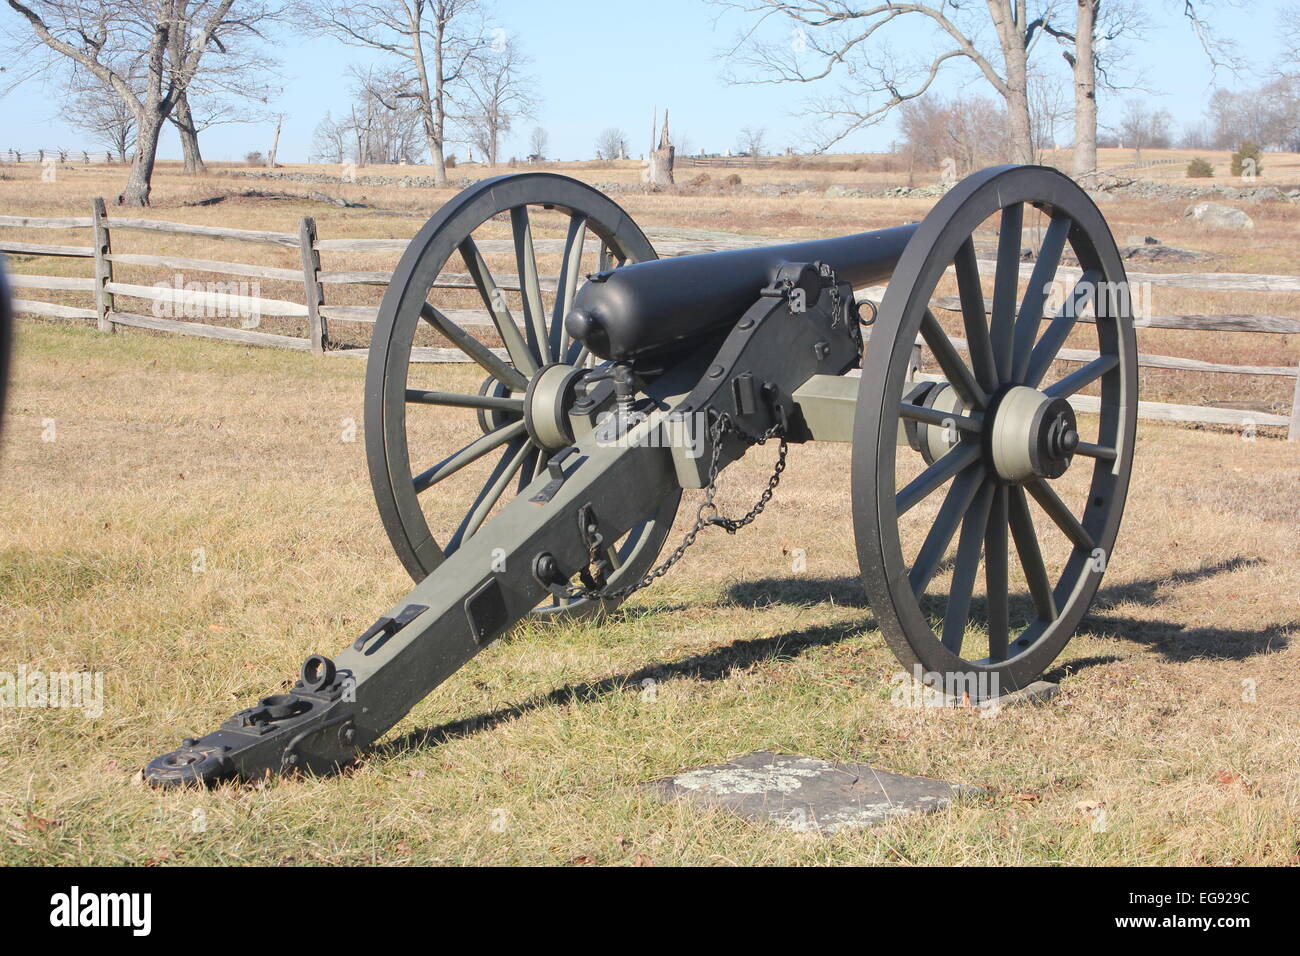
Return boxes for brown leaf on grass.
[632,853,654,867]
[1074,800,1104,813]
[1010,792,1039,803]
[23,811,56,832]
[1215,770,1258,793]
[569,854,597,866]
[613,834,630,852]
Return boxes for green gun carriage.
[146,164,1137,786]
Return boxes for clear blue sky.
[0,0,1291,162]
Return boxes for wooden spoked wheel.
[366,173,681,617]
[853,165,1138,692]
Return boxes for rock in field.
[1183,201,1254,230]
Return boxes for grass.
[1,322,1298,865]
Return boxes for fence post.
[91,197,115,334]
[298,216,326,353]
[1289,357,1300,441]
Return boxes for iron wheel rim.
[366,173,682,617]
[852,165,1138,691]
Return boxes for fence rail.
[4,199,1298,439]
[4,150,121,164]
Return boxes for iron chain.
[558,411,788,604]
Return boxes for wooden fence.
[7,149,121,164]
[3,199,1298,440]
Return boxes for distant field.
[4,147,1298,423]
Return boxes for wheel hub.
[523,363,583,451]
[476,375,517,434]
[987,385,1077,482]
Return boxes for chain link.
[557,412,788,604]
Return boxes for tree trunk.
[646,109,675,188]
[1006,85,1035,165]
[173,91,206,174]
[987,0,1035,165]
[423,20,448,187]
[120,109,164,207]
[266,115,282,168]
[1072,0,1099,177]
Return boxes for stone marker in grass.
[648,752,976,833]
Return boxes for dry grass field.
[1,150,1298,865]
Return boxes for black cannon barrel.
[566,223,918,362]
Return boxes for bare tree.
[528,125,547,160]
[348,65,428,164]
[718,0,1063,164]
[457,34,536,167]
[899,94,1009,175]
[310,110,350,162]
[1044,1,1236,177]
[595,127,628,160]
[735,126,766,157]
[300,0,487,186]
[65,60,139,162]
[1202,80,1300,151]
[3,1,274,205]
[1116,98,1172,155]
[164,5,282,175]
[1028,68,1070,163]
[1283,3,1300,71]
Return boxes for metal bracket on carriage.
[668,270,859,489]
[144,653,364,787]
[760,261,827,315]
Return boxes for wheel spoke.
[605,542,624,572]
[405,389,524,413]
[553,215,588,359]
[899,401,983,433]
[954,238,998,394]
[1025,477,1094,553]
[568,342,591,367]
[1023,269,1101,389]
[511,206,552,364]
[896,441,981,516]
[420,302,528,392]
[990,202,1023,382]
[1008,485,1058,622]
[985,485,1010,661]
[413,419,526,494]
[942,479,994,654]
[516,445,540,494]
[1043,353,1118,399]
[920,309,986,410]
[1011,212,1072,383]
[447,439,531,551]
[459,236,539,377]
[909,467,984,596]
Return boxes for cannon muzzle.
[566,223,918,362]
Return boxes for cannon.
[146,164,1137,786]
